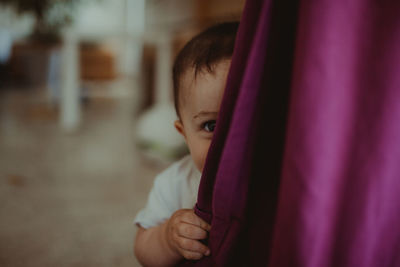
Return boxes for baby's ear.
[174,120,186,138]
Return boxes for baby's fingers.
[180,250,204,261]
[182,211,211,231]
[176,237,210,257]
[178,222,208,240]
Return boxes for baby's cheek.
[188,138,212,172]
[199,139,212,171]
[193,152,206,173]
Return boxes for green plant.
[0,0,81,42]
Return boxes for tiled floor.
[0,83,168,266]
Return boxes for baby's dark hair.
[172,21,239,118]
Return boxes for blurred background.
[0,0,244,266]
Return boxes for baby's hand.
[165,209,211,260]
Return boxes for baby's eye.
[202,120,216,132]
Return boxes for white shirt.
[134,155,201,229]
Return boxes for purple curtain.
[184,0,400,266]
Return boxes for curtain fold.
[270,1,400,267]
[184,0,400,266]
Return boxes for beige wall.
[145,0,245,32]
[195,0,245,26]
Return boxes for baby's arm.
[134,209,211,266]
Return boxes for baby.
[134,22,239,266]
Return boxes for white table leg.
[155,32,173,105]
[60,31,81,132]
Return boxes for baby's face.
[175,60,231,172]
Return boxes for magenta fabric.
[270,1,400,267]
[184,0,400,266]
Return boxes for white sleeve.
[134,165,182,229]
